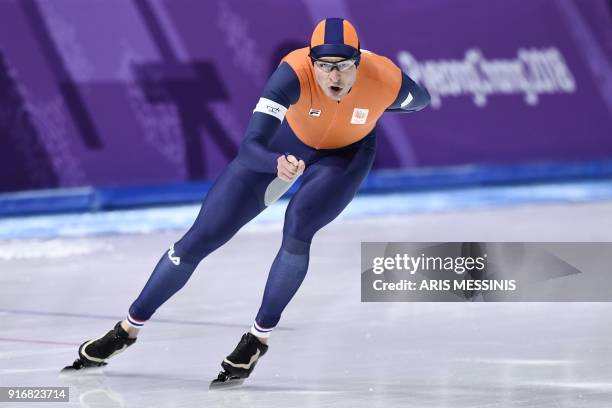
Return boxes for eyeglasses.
[310,57,357,73]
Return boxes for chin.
[326,90,345,101]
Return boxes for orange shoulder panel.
[281,47,311,85]
[357,50,402,106]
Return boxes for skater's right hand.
[277,154,305,182]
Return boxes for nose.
[329,69,341,81]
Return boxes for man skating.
[63,17,430,386]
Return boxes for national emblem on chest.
[350,108,369,125]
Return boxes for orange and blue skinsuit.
[127,46,429,335]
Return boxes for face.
[313,56,358,101]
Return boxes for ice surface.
[1,199,612,407]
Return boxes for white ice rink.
[1,186,612,407]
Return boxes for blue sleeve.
[237,62,300,173]
[386,72,430,113]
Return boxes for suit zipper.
[316,100,341,149]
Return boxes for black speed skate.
[61,322,136,372]
[209,333,268,389]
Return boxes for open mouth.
[329,85,343,93]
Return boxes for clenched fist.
[277,154,305,182]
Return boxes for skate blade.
[209,372,245,390]
[60,360,107,375]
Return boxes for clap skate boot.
[210,332,268,388]
[62,321,136,372]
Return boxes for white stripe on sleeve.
[400,92,413,108]
[253,97,288,122]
